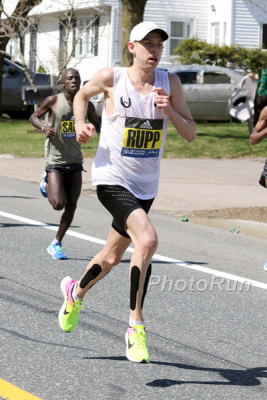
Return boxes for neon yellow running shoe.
[58,276,83,333]
[125,325,149,363]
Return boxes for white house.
[5,0,267,84]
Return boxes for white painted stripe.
[1,211,267,290]
[0,211,106,246]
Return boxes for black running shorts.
[259,158,267,188]
[97,185,154,238]
[46,163,83,175]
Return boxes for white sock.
[129,318,145,328]
[72,283,83,301]
[52,238,59,245]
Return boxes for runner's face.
[63,70,81,93]
[134,32,164,68]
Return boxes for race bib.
[121,117,163,158]
[61,120,76,138]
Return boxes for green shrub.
[173,38,267,73]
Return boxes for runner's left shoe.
[125,325,149,363]
[47,241,67,260]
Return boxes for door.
[2,60,25,110]
[175,71,199,119]
[198,71,233,120]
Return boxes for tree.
[56,7,104,81]
[121,0,147,66]
[0,0,43,116]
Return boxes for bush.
[173,38,267,73]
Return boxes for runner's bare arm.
[249,107,267,145]
[74,68,113,144]
[87,101,101,135]
[153,73,196,143]
[29,95,57,138]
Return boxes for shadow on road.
[84,356,267,387]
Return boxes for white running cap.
[130,21,169,42]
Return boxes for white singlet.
[91,67,170,199]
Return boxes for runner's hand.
[44,126,56,139]
[152,87,172,116]
[75,120,95,144]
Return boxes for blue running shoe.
[47,241,67,260]
[40,172,47,198]
[264,261,267,271]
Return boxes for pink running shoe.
[58,276,83,332]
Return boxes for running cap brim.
[130,21,169,42]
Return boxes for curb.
[188,217,267,240]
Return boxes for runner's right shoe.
[125,325,149,363]
[40,172,47,198]
[58,276,83,333]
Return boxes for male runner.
[29,68,100,260]
[58,22,196,362]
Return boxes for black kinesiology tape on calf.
[80,264,102,289]
[141,263,152,309]
[130,266,140,311]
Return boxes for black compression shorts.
[46,163,83,175]
[259,158,267,188]
[97,185,154,238]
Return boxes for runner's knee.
[50,199,65,211]
[101,250,122,269]
[136,232,158,255]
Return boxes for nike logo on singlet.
[121,117,163,158]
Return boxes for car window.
[2,64,9,74]
[175,71,197,84]
[203,72,231,84]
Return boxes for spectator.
[253,63,267,126]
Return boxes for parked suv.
[2,57,54,118]
[169,65,245,121]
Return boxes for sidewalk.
[1,155,267,238]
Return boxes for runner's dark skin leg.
[46,170,82,242]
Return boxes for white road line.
[1,210,267,291]
[0,211,106,246]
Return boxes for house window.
[211,23,219,44]
[7,34,20,59]
[59,18,76,69]
[75,17,99,57]
[263,24,267,49]
[169,20,191,55]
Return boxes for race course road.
[1,175,267,400]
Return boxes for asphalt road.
[1,176,267,400]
